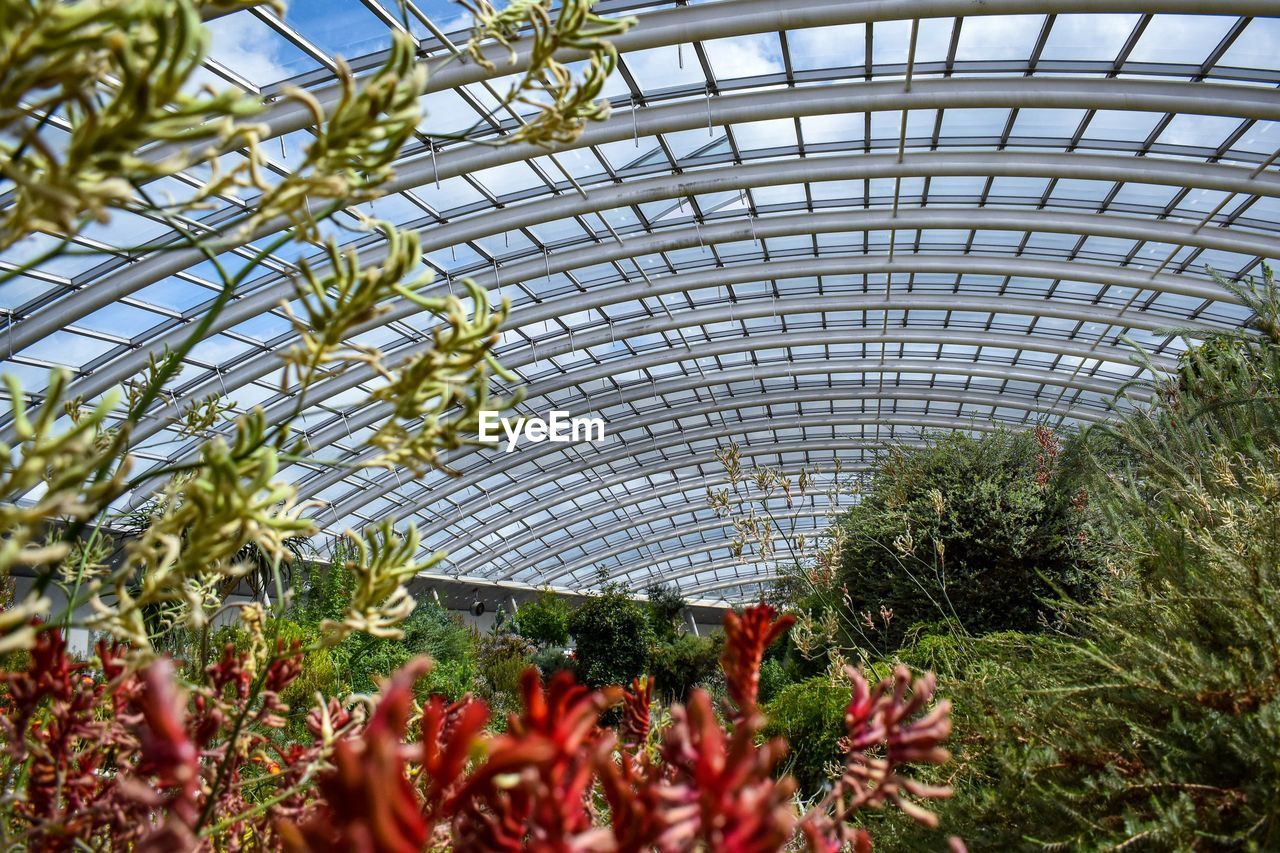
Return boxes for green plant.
[567,582,654,688]
[870,265,1280,851]
[834,426,1097,651]
[512,589,572,647]
[763,673,851,796]
[649,632,723,702]
[645,582,687,640]
[757,657,793,705]
[476,628,536,716]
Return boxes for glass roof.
[3,0,1279,604]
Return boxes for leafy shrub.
[531,644,574,677]
[476,629,537,716]
[645,582,688,640]
[874,266,1280,851]
[0,606,960,850]
[763,675,851,795]
[567,583,655,687]
[992,267,1280,849]
[757,657,794,705]
[836,426,1097,649]
[512,590,573,647]
[649,632,723,701]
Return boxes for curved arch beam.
[323,327,1155,524]
[396,413,1011,557]
[141,249,1214,453]
[447,386,1109,574]
[535,509,824,588]
[232,0,1280,146]
[464,488,840,580]
[601,544,827,593]
[416,441,887,562]
[14,73,1276,357]
[125,285,1168,504]
[684,571,788,600]
[443,386,1101,576]
[56,148,1275,405]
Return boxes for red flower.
[418,693,490,824]
[281,659,432,853]
[620,675,653,754]
[452,668,621,850]
[720,604,795,716]
[663,690,796,852]
[805,665,956,850]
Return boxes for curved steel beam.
[599,543,828,593]
[226,0,1280,146]
[260,285,1169,492]
[13,73,1275,357]
[684,571,787,599]
[449,384,1102,563]
[54,148,1273,406]
[395,413,1010,559]
[535,509,824,588]
[122,268,1178,502]
[416,441,889,562]
[446,385,1111,573]
[136,249,1214,454]
[321,326,1155,524]
[464,488,840,580]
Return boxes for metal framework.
[4,1,1278,602]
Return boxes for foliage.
[567,583,655,688]
[0,0,269,249]
[0,620,321,849]
[987,264,1280,850]
[757,656,794,705]
[0,0,632,844]
[277,603,960,851]
[832,426,1097,650]
[649,632,723,702]
[763,673,851,797]
[868,265,1280,851]
[0,0,630,661]
[645,581,687,640]
[512,589,572,647]
[0,605,960,850]
[476,627,537,717]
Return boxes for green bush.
[757,657,794,705]
[836,426,1097,649]
[649,632,722,701]
[874,266,1280,851]
[645,582,687,640]
[512,590,573,647]
[477,629,536,717]
[567,583,654,687]
[762,675,850,796]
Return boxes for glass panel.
[1156,114,1243,149]
[1083,109,1162,141]
[1127,15,1239,65]
[703,33,785,80]
[954,15,1045,62]
[284,0,392,60]
[205,11,319,84]
[1011,108,1087,138]
[789,24,865,70]
[624,45,707,91]
[1216,17,1280,71]
[1039,14,1140,61]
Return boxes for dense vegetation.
[769,266,1280,851]
[830,426,1097,650]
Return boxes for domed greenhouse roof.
[3,0,1278,604]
